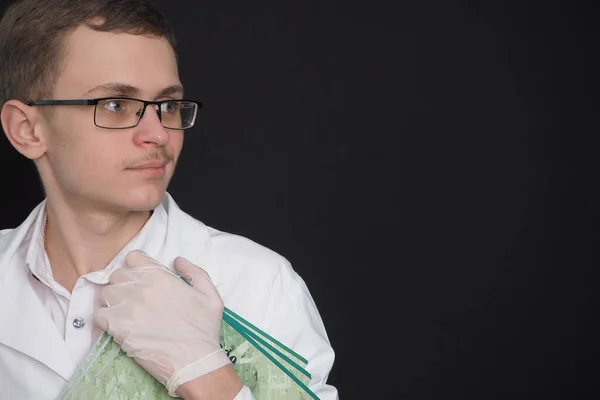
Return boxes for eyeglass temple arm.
[26,100,96,106]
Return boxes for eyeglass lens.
[94,99,197,129]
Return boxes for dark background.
[0,0,596,398]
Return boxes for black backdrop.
[0,0,596,399]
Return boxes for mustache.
[124,149,174,168]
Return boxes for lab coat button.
[73,317,85,329]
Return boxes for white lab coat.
[0,193,338,399]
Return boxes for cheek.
[48,130,125,186]
[59,145,120,187]
[169,132,184,162]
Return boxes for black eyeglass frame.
[26,97,203,130]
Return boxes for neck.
[44,198,151,292]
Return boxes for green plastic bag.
[58,307,318,400]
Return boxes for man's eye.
[103,100,126,112]
[161,101,178,113]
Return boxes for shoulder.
[165,193,290,275]
[207,227,287,264]
[0,202,44,276]
[0,227,15,242]
[0,228,16,258]
[163,194,302,295]
[205,226,294,279]
[200,226,317,331]
[0,227,26,279]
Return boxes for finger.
[93,306,110,332]
[173,257,217,293]
[125,250,165,269]
[173,256,212,283]
[109,267,137,284]
[92,307,128,344]
[109,264,165,284]
[98,285,126,309]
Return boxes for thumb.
[173,257,215,287]
[93,306,109,332]
[125,250,162,269]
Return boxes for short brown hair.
[0,0,176,107]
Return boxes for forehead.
[54,24,181,98]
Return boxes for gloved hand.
[94,250,231,396]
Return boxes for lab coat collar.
[24,200,169,288]
[0,192,214,381]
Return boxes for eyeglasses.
[26,97,202,130]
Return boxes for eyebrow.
[82,83,185,99]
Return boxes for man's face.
[39,24,184,212]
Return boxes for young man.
[0,0,337,399]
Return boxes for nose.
[132,104,170,147]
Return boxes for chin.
[113,187,167,212]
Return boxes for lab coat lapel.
[0,256,76,381]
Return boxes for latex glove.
[94,250,231,396]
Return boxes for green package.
[58,309,318,400]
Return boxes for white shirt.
[0,193,338,400]
[26,204,169,368]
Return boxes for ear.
[1,100,47,160]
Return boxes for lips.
[127,160,169,177]
[129,160,169,169]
